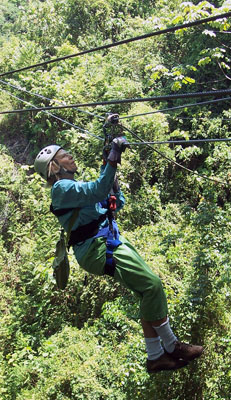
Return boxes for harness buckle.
[108,195,117,211]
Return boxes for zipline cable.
[0,79,104,120]
[120,96,231,119]
[0,12,230,78]
[2,84,230,142]
[7,87,230,146]
[129,138,231,145]
[1,79,230,125]
[122,125,227,186]
[211,30,231,34]
[2,79,230,123]
[0,88,104,141]
[1,91,228,185]
[1,89,231,115]
[172,116,231,121]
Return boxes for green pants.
[78,235,168,321]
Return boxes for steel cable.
[122,125,227,186]
[0,79,104,120]
[0,12,230,77]
[120,96,231,119]
[1,89,231,115]
[129,138,231,145]
[1,88,104,141]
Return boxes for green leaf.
[183,76,196,84]
[198,56,211,66]
[171,81,182,91]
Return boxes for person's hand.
[107,137,129,164]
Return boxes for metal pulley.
[103,113,124,161]
[103,113,123,142]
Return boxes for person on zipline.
[34,138,203,373]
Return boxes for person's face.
[55,149,77,173]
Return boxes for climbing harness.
[51,197,122,278]
[101,114,123,274]
[96,195,122,277]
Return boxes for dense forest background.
[0,0,231,399]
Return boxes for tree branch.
[217,61,231,81]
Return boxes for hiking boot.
[146,352,188,373]
[168,341,204,362]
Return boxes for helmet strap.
[48,160,75,180]
[55,158,74,175]
[59,166,76,176]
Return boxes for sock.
[145,336,164,360]
[153,317,177,353]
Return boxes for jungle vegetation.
[0,0,231,399]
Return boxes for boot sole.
[147,361,188,373]
[171,350,204,362]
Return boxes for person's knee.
[148,276,165,297]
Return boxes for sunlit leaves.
[198,56,212,66]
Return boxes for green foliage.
[1,150,231,398]
[1,0,231,399]
[0,0,28,39]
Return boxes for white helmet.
[34,145,61,180]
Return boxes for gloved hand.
[107,137,129,164]
[112,175,120,193]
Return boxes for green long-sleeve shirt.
[51,163,125,261]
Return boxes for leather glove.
[107,137,129,164]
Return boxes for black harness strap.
[50,204,75,217]
[50,202,107,246]
[104,257,116,277]
[68,213,107,246]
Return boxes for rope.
[0,12,230,78]
[122,125,227,186]
[0,79,104,120]
[1,89,231,115]
[1,88,104,141]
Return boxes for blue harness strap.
[94,219,122,276]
